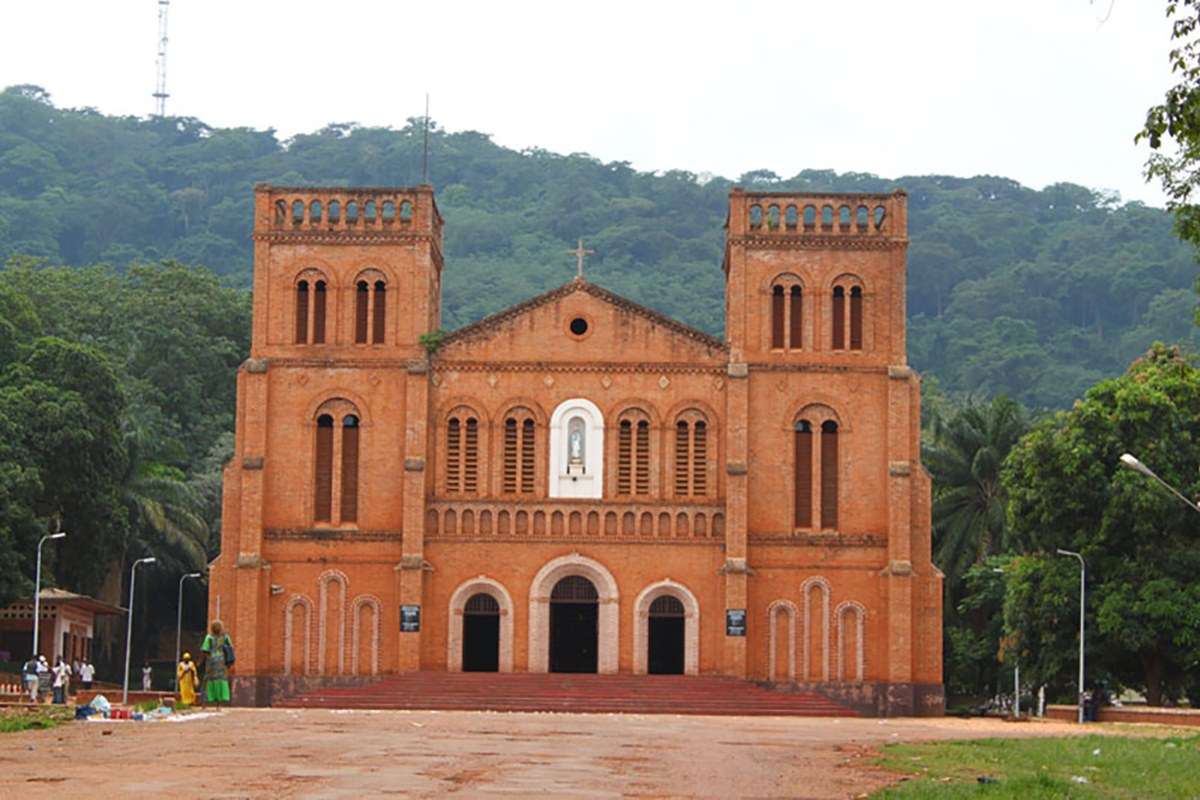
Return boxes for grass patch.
[0,706,72,733]
[874,734,1200,798]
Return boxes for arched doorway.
[549,575,599,673]
[647,595,685,674]
[462,593,500,672]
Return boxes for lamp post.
[175,572,202,691]
[122,557,156,705]
[992,565,1020,718]
[1056,548,1086,724]
[31,532,66,660]
[1119,453,1200,514]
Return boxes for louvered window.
[617,420,632,495]
[771,285,785,348]
[464,417,478,493]
[849,286,863,350]
[295,280,310,344]
[674,414,710,497]
[820,421,839,529]
[312,280,327,344]
[520,419,535,494]
[372,280,387,344]
[446,417,462,493]
[340,415,359,523]
[503,418,518,493]
[789,286,803,348]
[692,421,707,495]
[832,286,845,350]
[635,420,650,495]
[314,415,334,522]
[674,421,690,495]
[355,281,370,344]
[794,420,813,528]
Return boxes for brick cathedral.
[208,185,943,715]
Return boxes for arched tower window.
[794,420,813,528]
[503,408,537,495]
[313,401,364,525]
[354,273,387,345]
[831,279,865,352]
[295,274,329,345]
[674,411,710,497]
[445,411,480,494]
[770,276,804,350]
[616,409,652,497]
[820,420,839,529]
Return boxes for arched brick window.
[831,278,865,352]
[770,276,804,350]
[353,273,388,345]
[820,420,839,529]
[673,410,710,497]
[313,400,364,525]
[445,411,480,494]
[502,408,536,495]
[315,414,334,522]
[295,273,329,345]
[616,409,652,496]
[794,420,813,528]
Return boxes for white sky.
[0,0,1175,205]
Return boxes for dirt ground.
[0,708,1163,799]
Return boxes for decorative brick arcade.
[207,185,943,715]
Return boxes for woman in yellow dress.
[177,652,198,706]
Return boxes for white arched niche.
[549,398,604,498]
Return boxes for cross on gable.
[568,239,595,279]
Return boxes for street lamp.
[175,572,203,691]
[31,532,67,660]
[1119,453,1200,514]
[1056,548,1086,724]
[122,557,156,705]
[992,566,1020,718]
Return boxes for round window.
[569,317,589,336]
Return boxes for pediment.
[437,279,727,365]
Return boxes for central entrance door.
[549,575,599,673]
[648,595,685,674]
[462,593,500,672]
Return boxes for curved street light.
[175,572,203,692]
[1056,548,1086,724]
[122,557,156,705]
[1119,453,1200,514]
[31,532,67,660]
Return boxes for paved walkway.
[0,708,1126,798]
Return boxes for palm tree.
[924,395,1029,594]
[121,433,209,573]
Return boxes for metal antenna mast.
[153,0,171,117]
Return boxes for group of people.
[21,655,95,704]
[16,620,232,708]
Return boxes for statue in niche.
[567,416,586,474]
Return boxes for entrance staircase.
[275,672,856,717]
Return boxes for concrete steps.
[275,672,856,717]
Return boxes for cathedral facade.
[208,184,943,715]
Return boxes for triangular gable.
[440,278,727,352]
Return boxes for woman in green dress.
[201,619,232,705]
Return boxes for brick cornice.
[432,360,725,375]
[749,532,887,548]
[730,234,906,252]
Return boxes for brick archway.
[632,579,700,675]
[447,576,514,673]
[528,554,619,674]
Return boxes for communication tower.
[153,1,171,117]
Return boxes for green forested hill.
[2,84,1196,408]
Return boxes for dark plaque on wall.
[400,604,421,632]
[725,608,747,637]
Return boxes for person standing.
[177,652,198,707]
[51,656,69,704]
[200,620,233,706]
[142,662,153,692]
[71,658,81,696]
[79,658,94,690]
[36,655,50,703]
[22,656,39,704]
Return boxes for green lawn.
[874,734,1200,798]
[0,706,72,733]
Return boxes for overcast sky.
[0,1,1176,205]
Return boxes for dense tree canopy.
[1002,345,1200,706]
[2,86,1197,409]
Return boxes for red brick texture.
[208,185,943,715]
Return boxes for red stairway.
[275,672,856,717]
